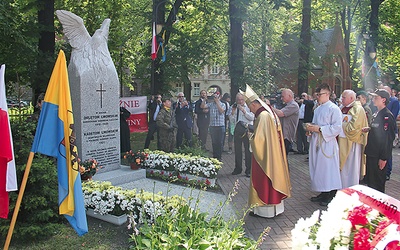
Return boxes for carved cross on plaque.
[96,84,106,108]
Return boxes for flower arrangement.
[143,150,222,179]
[147,170,215,188]
[79,159,101,180]
[291,185,400,250]
[81,181,184,223]
[124,150,148,168]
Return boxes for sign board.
[120,96,148,133]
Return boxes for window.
[211,62,219,74]
[334,57,342,75]
[176,83,183,94]
[193,83,200,96]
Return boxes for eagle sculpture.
[56,10,116,84]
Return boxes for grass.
[6,217,131,250]
[130,132,157,152]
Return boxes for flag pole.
[4,152,35,250]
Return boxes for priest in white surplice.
[305,83,342,206]
[338,90,368,188]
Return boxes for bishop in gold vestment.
[241,85,291,218]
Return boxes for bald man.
[269,89,299,155]
[338,90,368,188]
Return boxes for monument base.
[92,165,146,185]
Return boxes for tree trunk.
[363,0,383,90]
[33,0,55,104]
[229,0,244,99]
[297,0,311,94]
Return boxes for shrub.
[174,136,208,157]
[0,117,62,241]
[0,155,62,241]
[129,180,270,249]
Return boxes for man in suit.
[144,94,162,149]
[174,92,193,148]
[296,93,314,154]
[194,90,210,150]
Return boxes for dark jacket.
[302,99,315,123]
[194,98,210,126]
[148,99,161,124]
[364,107,396,160]
[174,101,193,129]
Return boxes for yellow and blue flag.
[31,50,88,236]
[160,30,166,62]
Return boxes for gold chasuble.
[240,84,291,217]
[249,107,291,206]
[338,101,368,175]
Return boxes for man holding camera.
[194,90,210,150]
[229,93,254,177]
[201,91,226,161]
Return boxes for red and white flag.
[151,22,157,60]
[0,64,17,219]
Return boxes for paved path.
[121,136,400,249]
[213,142,400,249]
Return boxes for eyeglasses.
[316,92,328,97]
[178,96,184,98]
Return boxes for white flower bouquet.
[292,185,400,250]
[82,181,184,224]
[143,150,222,179]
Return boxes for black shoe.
[319,192,334,206]
[232,170,241,175]
[310,192,329,202]
[310,195,324,202]
[386,175,390,181]
[319,200,330,206]
[245,173,250,178]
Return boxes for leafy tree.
[243,0,293,94]
[0,0,38,98]
[378,0,400,86]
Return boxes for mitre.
[239,84,262,106]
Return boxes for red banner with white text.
[120,96,148,133]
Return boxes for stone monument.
[56,10,120,172]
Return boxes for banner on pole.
[120,96,148,133]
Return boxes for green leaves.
[130,197,258,249]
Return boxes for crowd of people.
[143,82,398,217]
